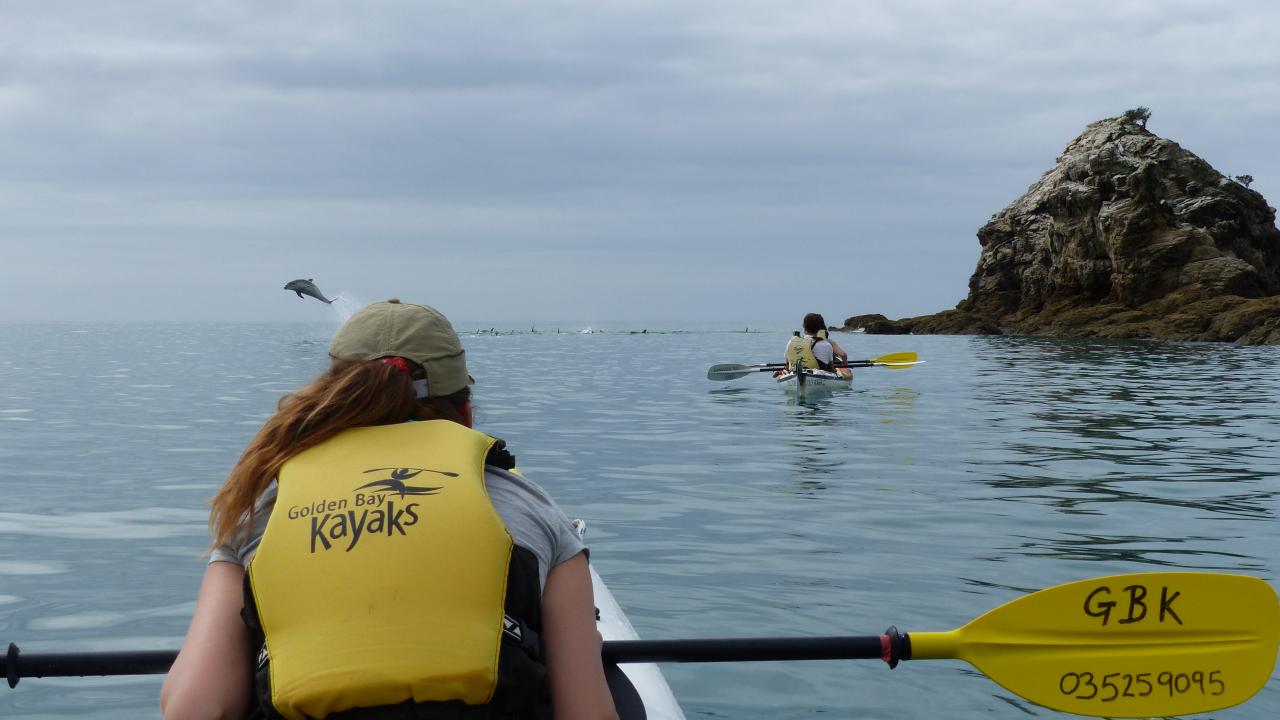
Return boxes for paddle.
[5,573,1275,716]
[708,351,920,381]
[605,572,1280,718]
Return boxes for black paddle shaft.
[760,361,876,372]
[604,630,909,666]
[6,631,910,686]
[5,644,176,686]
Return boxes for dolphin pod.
[283,278,334,304]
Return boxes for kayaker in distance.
[161,299,618,720]
[783,313,852,378]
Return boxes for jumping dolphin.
[283,278,334,304]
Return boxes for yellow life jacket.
[244,421,546,720]
[785,335,825,371]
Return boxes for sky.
[2,0,1277,325]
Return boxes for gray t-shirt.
[210,466,585,590]
[811,339,835,365]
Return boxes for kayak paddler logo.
[286,466,458,554]
[356,466,454,498]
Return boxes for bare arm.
[541,552,619,720]
[827,338,848,362]
[160,561,253,720]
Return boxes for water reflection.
[952,335,1280,588]
[873,387,919,426]
[993,531,1265,570]
[780,387,846,408]
[990,477,1275,518]
[783,391,844,412]
[706,386,754,401]
[990,692,1039,717]
[963,336,1279,529]
[781,441,837,494]
[772,393,848,495]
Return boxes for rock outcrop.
[844,116,1280,344]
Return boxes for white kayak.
[774,368,852,397]
[576,520,686,720]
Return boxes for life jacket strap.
[808,337,834,371]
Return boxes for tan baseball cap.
[329,299,473,397]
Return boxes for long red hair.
[209,359,467,548]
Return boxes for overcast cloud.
[2,0,1277,324]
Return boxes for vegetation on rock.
[1122,106,1151,128]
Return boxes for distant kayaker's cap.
[330,299,473,397]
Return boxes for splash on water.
[330,294,367,321]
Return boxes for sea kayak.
[774,368,852,397]
[577,520,686,719]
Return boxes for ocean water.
[0,322,1277,719]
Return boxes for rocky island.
[844,114,1280,344]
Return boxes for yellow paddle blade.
[910,573,1279,717]
[870,352,916,365]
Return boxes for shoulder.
[484,467,585,574]
[484,465,557,507]
[208,482,277,567]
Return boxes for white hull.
[592,566,686,719]
[578,520,686,719]
[774,368,852,396]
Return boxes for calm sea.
[1,322,1277,718]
